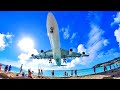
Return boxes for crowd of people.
[2,62,120,78]
[0,63,12,73]
[50,69,78,77]
[38,68,43,77]
[16,64,39,79]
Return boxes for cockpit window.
[50,27,54,33]
[50,27,54,30]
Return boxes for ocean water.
[1,63,120,77]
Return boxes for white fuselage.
[46,12,61,66]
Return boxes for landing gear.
[63,58,66,63]
[49,59,52,63]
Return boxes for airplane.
[31,12,89,66]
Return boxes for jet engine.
[69,49,73,55]
[41,50,44,53]
[31,54,34,57]
[40,50,45,56]
[82,52,85,55]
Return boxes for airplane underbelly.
[48,31,61,65]
[47,12,61,66]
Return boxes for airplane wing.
[61,48,89,59]
[31,48,89,59]
[31,50,53,59]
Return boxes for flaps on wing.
[31,49,53,59]
[61,48,89,59]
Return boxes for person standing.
[71,70,73,76]
[4,65,8,72]
[22,72,25,77]
[28,69,32,78]
[104,65,107,72]
[0,63,2,71]
[67,73,68,77]
[104,66,105,72]
[64,71,67,77]
[93,66,96,74]
[110,65,111,70]
[52,70,54,77]
[20,64,23,74]
[75,70,77,76]
[41,69,43,76]
[8,65,12,72]
[38,69,41,77]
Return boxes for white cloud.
[65,24,106,69]
[77,44,86,53]
[65,12,110,69]
[0,59,21,70]
[0,33,14,51]
[71,33,77,40]
[18,38,34,53]
[96,48,120,64]
[111,12,120,26]
[15,12,114,71]
[87,11,102,25]
[18,38,39,65]
[114,25,120,48]
[103,39,109,46]
[18,53,30,61]
[70,33,77,43]
[17,38,66,71]
[62,25,70,39]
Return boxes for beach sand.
[0,68,120,79]
[0,70,51,79]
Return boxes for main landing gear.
[49,59,52,63]
[63,58,66,63]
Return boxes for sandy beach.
[0,67,120,79]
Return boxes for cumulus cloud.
[17,38,66,71]
[70,33,77,43]
[96,48,120,64]
[77,44,86,53]
[71,33,77,40]
[66,25,105,68]
[16,12,116,71]
[62,25,70,39]
[61,25,77,43]
[114,24,120,48]
[18,38,39,64]
[112,12,120,48]
[0,33,14,51]
[64,12,110,69]
[111,12,120,26]
[0,59,21,67]
[103,39,109,46]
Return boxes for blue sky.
[0,11,120,71]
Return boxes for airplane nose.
[47,12,54,22]
[46,12,58,35]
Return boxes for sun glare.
[18,38,34,52]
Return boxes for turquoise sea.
[1,64,120,77]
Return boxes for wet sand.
[0,68,120,79]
